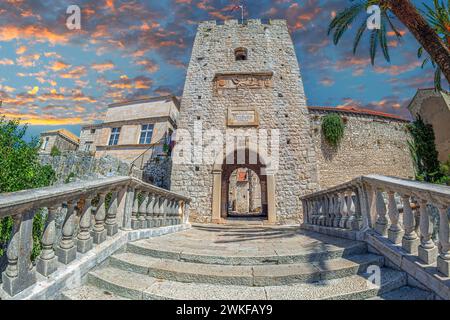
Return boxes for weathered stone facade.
[39,129,79,155]
[170,19,319,224]
[79,96,179,163]
[308,108,415,189]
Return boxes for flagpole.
[241,5,244,24]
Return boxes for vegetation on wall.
[50,145,62,157]
[321,114,345,147]
[407,115,449,184]
[0,117,56,259]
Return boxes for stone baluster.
[131,190,140,229]
[105,188,119,236]
[77,196,94,253]
[352,189,363,230]
[175,200,181,225]
[56,200,78,264]
[401,194,419,254]
[339,192,348,229]
[153,195,161,227]
[318,197,325,226]
[93,192,107,244]
[345,191,355,230]
[311,199,319,225]
[183,201,190,224]
[161,198,168,226]
[437,203,450,276]
[418,198,438,264]
[2,212,36,296]
[167,199,174,225]
[387,191,403,244]
[139,191,149,229]
[327,195,335,227]
[146,193,155,228]
[374,190,388,236]
[333,194,342,228]
[37,206,59,276]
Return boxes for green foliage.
[0,116,56,259]
[321,114,345,147]
[50,145,61,157]
[64,172,76,184]
[418,0,450,90]
[328,1,402,65]
[407,116,446,183]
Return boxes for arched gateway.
[170,19,319,224]
[211,148,276,223]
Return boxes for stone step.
[85,266,407,300]
[365,286,435,300]
[109,252,384,286]
[126,240,368,265]
[61,284,129,300]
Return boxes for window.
[90,129,96,134]
[41,137,49,150]
[234,47,248,61]
[139,124,154,144]
[84,142,92,152]
[108,127,121,146]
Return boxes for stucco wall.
[309,110,415,189]
[408,90,450,163]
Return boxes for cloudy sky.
[0,0,443,139]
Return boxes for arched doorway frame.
[211,147,276,224]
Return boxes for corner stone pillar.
[212,169,222,224]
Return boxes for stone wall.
[309,110,415,189]
[170,19,319,224]
[143,155,172,190]
[39,151,133,184]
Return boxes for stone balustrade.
[0,176,190,297]
[301,174,450,278]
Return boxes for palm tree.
[328,0,450,85]
[418,0,450,90]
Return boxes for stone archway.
[211,148,276,224]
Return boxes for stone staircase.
[61,225,434,300]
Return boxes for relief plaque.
[213,72,273,95]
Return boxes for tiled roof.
[42,129,80,144]
[307,106,409,121]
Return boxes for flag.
[230,5,241,12]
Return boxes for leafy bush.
[321,114,345,147]
[50,145,61,157]
[407,116,444,184]
[0,116,56,259]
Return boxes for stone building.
[170,19,414,225]
[39,129,79,154]
[79,95,179,163]
[408,88,450,163]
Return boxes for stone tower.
[171,19,318,224]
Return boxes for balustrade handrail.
[301,175,450,202]
[300,173,450,284]
[0,176,190,219]
[0,175,191,297]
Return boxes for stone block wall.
[39,151,133,184]
[170,19,319,224]
[309,110,415,189]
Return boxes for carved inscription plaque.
[227,107,259,127]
